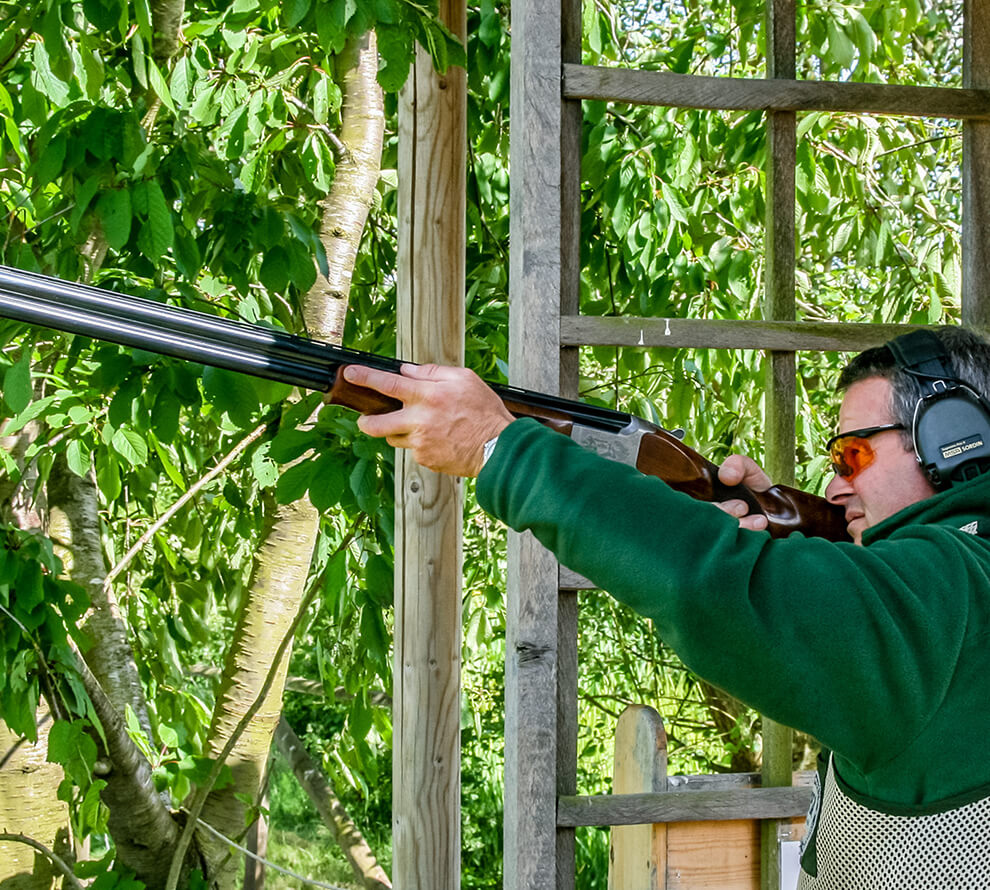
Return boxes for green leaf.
[30,41,70,105]
[15,560,44,614]
[201,367,260,427]
[147,59,177,115]
[132,180,174,261]
[376,25,415,93]
[269,427,320,464]
[250,442,279,488]
[283,0,312,28]
[3,351,33,414]
[2,394,58,437]
[96,189,133,251]
[79,778,108,833]
[111,428,149,467]
[349,458,378,513]
[479,0,502,48]
[308,453,348,511]
[827,18,855,70]
[275,459,316,504]
[82,0,124,32]
[35,135,67,187]
[95,450,122,501]
[66,439,92,476]
[152,438,187,490]
[259,246,291,293]
[150,389,182,444]
[47,720,98,787]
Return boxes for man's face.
[825,376,937,545]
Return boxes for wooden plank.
[667,820,760,890]
[556,590,579,890]
[393,4,466,889]
[557,787,813,828]
[563,64,990,119]
[556,0,583,883]
[963,0,990,329]
[506,0,567,885]
[608,706,668,890]
[761,3,796,887]
[559,315,929,352]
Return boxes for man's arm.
[342,362,774,530]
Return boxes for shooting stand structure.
[502,1,990,889]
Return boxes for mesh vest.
[797,755,990,890]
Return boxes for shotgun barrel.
[0,264,850,541]
[0,264,639,431]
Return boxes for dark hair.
[838,326,990,448]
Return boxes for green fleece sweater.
[477,418,990,811]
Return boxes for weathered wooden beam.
[507,0,570,886]
[563,64,990,119]
[559,315,927,352]
[609,706,668,890]
[964,0,990,329]
[394,2,466,887]
[761,3,797,887]
[558,787,814,828]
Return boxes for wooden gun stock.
[329,368,851,543]
[0,264,849,543]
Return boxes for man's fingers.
[714,499,750,518]
[357,409,410,439]
[718,454,773,491]
[343,364,418,403]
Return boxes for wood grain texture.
[608,706,668,890]
[563,64,990,119]
[559,315,931,352]
[761,6,797,883]
[394,3,466,886]
[506,0,576,885]
[963,0,990,329]
[557,787,813,828]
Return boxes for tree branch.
[275,717,392,890]
[0,833,85,890]
[104,420,270,589]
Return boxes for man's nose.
[825,471,853,504]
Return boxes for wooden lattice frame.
[504,2,990,889]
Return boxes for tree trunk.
[275,717,392,890]
[306,31,385,340]
[197,496,319,884]
[196,30,385,887]
[46,457,155,741]
[0,714,69,889]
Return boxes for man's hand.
[715,454,773,531]
[341,363,515,477]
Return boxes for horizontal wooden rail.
[560,316,927,351]
[563,64,990,119]
[557,786,813,828]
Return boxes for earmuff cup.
[886,329,990,490]
[912,383,990,488]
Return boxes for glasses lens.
[830,436,876,479]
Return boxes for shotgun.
[0,264,849,541]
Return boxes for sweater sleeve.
[476,419,973,772]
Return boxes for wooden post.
[608,706,668,890]
[963,0,990,330]
[505,0,582,885]
[762,2,797,889]
[394,2,466,887]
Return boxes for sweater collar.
[862,471,990,545]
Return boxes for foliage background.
[0,0,966,887]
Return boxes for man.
[343,326,990,887]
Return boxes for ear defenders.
[885,329,990,490]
